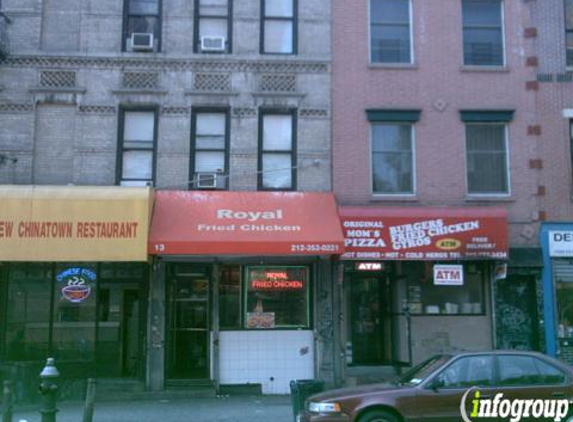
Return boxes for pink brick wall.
[332,0,541,246]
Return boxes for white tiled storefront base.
[218,330,314,394]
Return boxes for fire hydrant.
[39,358,59,422]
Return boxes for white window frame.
[461,0,506,67]
[464,122,511,197]
[369,122,417,197]
[368,0,414,65]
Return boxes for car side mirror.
[428,377,445,392]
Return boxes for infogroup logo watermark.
[460,388,571,422]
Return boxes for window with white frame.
[191,109,229,189]
[465,123,509,194]
[261,0,297,54]
[371,124,414,194]
[566,0,573,66]
[370,0,412,64]
[462,0,504,66]
[195,0,232,53]
[259,110,296,190]
[123,0,161,52]
[118,108,156,186]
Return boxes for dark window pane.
[462,0,501,26]
[6,264,52,361]
[436,356,494,388]
[371,124,413,194]
[129,0,159,15]
[567,32,573,66]
[52,265,97,360]
[245,266,309,328]
[219,266,241,329]
[128,16,158,35]
[567,0,573,29]
[371,25,411,63]
[371,0,409,24]
[466,124,508,194]
[464,29,503,65]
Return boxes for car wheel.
[357,409,400,422]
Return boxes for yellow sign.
[0,185,154,262]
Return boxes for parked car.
[297,351,573,422]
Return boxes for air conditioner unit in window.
[200,36,226,52]
[131,33,154,51]
[196,172,218,189]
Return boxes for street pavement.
[11,395,294,422]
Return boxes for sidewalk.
[11,395,294,422]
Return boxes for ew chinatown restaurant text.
[338,206,508,367]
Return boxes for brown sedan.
[297,351,573,422]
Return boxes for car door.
[493,354,573,422]
[415,355,496,422]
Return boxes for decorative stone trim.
[259,74,296,92]
[300,109,329,119]
[78,105,116,115]
[193,73,232,92]
[161,106,190,116]
[112,88,168,95]
[122,72,159,90]
[3,56,329,74]
[232,107,257,118]
[39,70,76,88]
[0,103,34,113]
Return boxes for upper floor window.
[370,0,412,64]
[461,110,513,195]
[566,0,573,66]
[261,0,297,54]
[462,0,504,66]
[367,110,420,195]
[117,107,157,187]
[258,110,297,190]
[194,0,232,54]
[123,0,161,52]
[190,108,230,190]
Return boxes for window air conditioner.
[196,172,218,189]
[200,36,226,52]
[131,33,154,51]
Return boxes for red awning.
[149,191,345,255]
[339,206,508,260]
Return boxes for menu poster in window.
[246,312,276,329]
[57,267,96,303]
[433,264,464,286]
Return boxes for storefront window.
[52,265,97,360]
[5,264,52,361]
[401,262,485,315]
[219,265,241,329]
[245,266,309,328]
[557,281,573,339]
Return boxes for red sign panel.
[340,206,508,260]
[149,191,345,255]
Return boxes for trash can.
[290,379,325,421]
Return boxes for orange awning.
[149,191,345,255]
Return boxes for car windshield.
[394,355,451,386]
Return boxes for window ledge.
[465,195,515,203]
[368,63,418,70]
[370,194,419,203]
[185,90,239,97]
[29,86,86,94]
[112,88,168,95]
[252,91,306,99]
[460,65,510,73]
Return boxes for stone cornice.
[2,54,330,73]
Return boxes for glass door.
[350,276,391,364]
[167,265,210,380]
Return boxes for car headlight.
[308,402,342,413]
